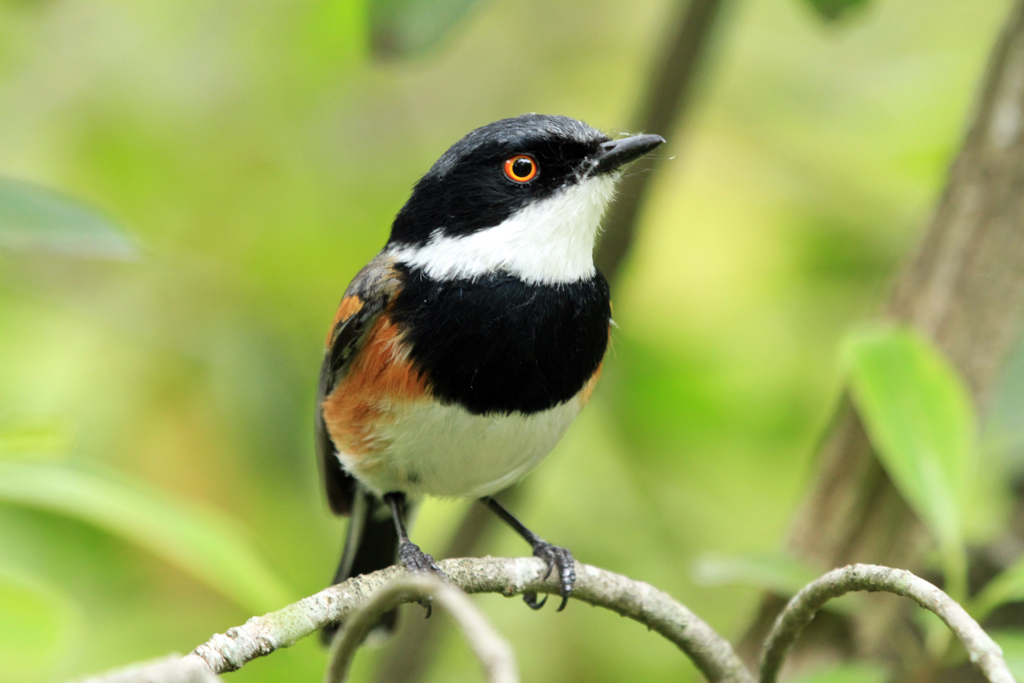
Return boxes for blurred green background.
[0,0,1018,681]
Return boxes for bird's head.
[387,114,664,285]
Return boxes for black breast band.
[390,266,610,415]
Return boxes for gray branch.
[182,557,751,683]
[759,564,1015,683]
[73,561,1017,683]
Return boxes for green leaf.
[843,325,975,600]
[790,663,888,683]
[0,462,294,614]
[0,177,138,260]
[0,567,77,683]
[991,630,1024,681]
[369,0,488,59]
[803,0,871,22]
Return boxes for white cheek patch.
[388,175,617,285]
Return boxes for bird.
[315,114,664,633]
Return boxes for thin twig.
[758,564,1015,683]
[323,574,517,683]
[179,557,751,683]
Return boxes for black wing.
[315,255,400,515]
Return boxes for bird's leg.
[481,496,575,611]
[384,492,442,574]
[384,492,442,618]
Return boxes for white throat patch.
[388,175,617,285]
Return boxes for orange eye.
[503,154,538,183]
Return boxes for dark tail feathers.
[321,487,400,644]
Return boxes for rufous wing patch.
[321,313,429,457]
[325,295,365,345]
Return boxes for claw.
[523,592,548,610]
[530,540,575,612]
[477,497,576,614]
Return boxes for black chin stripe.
[390,267,610,415]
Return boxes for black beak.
[591,133,665,174]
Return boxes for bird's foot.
[398,540,442,574]
[398,540,444,618]
[524,540,575,612]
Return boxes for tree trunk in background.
[739,0,1024,676]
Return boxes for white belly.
[336,398,584,499]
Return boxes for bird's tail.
[321,486,401,645]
